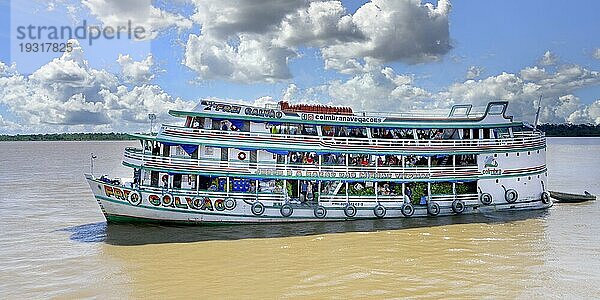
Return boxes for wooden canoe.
[549,191,596,203]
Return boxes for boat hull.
[86,175,552,225]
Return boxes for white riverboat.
[85,100,552,224]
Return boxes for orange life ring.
[238,152,247,160]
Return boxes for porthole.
[495,179,499,184]
[516,153,520,157]
[537,175,540,178]
[537,150,540,154]
[494,154,498,157]
[528,176,531,180]
[528,151,531,155]
[506,153,509,157]
[517,178,520,181]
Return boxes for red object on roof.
[278,101,353,115]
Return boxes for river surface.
[0,138,599,298]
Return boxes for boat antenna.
[534,95,543,130]
[90,153,97,176]
[148,113,157,134]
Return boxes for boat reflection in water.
[92,209,550,246]
[94,209,550,298]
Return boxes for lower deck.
[86,174,552,224]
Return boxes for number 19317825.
[18,42,73,53]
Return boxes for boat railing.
[318,193,479,203]
[123,148,479,178]
[159,125,546,152]
[139,185,286,200]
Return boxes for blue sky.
[1,0,600,133]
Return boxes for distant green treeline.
[537,124,600,137]
[0,124,599,141]
[0,132,136,141]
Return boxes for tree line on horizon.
[0,124,599,141]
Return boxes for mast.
[534,95,542,130]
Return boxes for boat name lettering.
[301,113,383,123]
[482,169,502,175]
[147,195,234,211]
[480,155,502,176]
[244,107,283,119]
[255,169,428,179]
[202,101,242,114]
[104,185,132,200]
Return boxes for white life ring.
[401,203,414,217]
[452,199,465,214]
[480,193,493,205]
[505,189,518,203]
[251,201,265,215]
[224,198,236,210]
[541,192,550,204]
[427,202,440,216]
[238,152,247,161]
[344,204,357,217]
[314,205,327,218]
[280,204,293,217]
[373,204,386,218]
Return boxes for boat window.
[455,181,477,194]
[483,129,491,139]
[405,155,428,167]
[371,128,415,139]
[431,155,452,166]
[150,171,159,187]
[377,155,402,167]
[348,181,375,196]
[173,174,182,189]
[322,126,367,138]
[348,154,373,167]
[415,129,443,140]
[322,153,346,166]
[229,178,256,193]
[258,179,284,194]
[267,123,317,136]
[289,151,318,165]
[376,182,401,196]
[472,128,480,139]
[197,175,212,191]
[190,117,204,129]
[456,154,476,166]
[430,182,453,195]
[495,127,510,138]
[462,129,471,140]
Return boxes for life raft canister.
[344,204,357,217]
[541,191,551,204]
[251,201,265,215]
[427,201,440,216]
[505,189,518,203]
[401,203,414,217]
[280,204,293,217]
[452,199,465,214]
[480,193,493,205]
[373,204,386,218]
[314,205,327,218]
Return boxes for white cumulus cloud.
[0,40,193,133]
[117,54,155,84]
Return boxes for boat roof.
[168,100,522,128]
